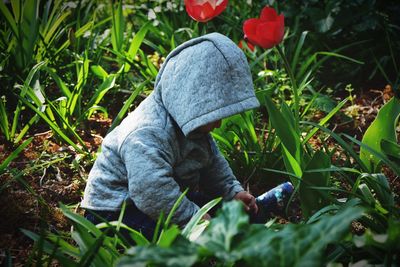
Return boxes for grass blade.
[182,197,222,238]
[0,137,33,173]
[302,97,349,144]
[108,80,148,134]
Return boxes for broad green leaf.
[157,225,181,248]
[360,97,400,171]
[300,150,331,218]
[119,238,199,267]
[381,139,400,160]
[282,144,303,187]
[345,134,400,177]
[265,95,300,161]
[196,201,249,263]
[280,100,296,135]
[235,204,364,267]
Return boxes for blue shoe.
[251,182,294,223]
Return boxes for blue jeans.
[84,191,214,242]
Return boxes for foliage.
[23,195,221,266]
[360,96,400,172]
[118,201,364,267]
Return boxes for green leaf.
[358,183,375,205]
[301,121,369,171]
[303,97,349,144]
[264,95,300,161]
[381,139,400,161]
[91,65,109,80]
[235,205,364,267]
[108,80,148,134]
[345,134,400,177]
[59,204,102,237]
[85,74,117,118]
[360,97,400,171]
[111,0,125,52]
[0,97,10,141]
[0,1,18,36]
[21,229,78,266]
[43,10,71,45]
[157,225,181,248]
[300,150,331,218]
[96,221,150,246]
[196,201,249,263]
[0,137,33,173]
[360,173,394,210]
[282,144,303,186]
[43,66,72,98]
[119,237,199,267]
[182,197,222,239]
[126,22,151,61]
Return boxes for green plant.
[23,191,221,266]
[360,96,400,172]
[119,200,364,267]
[0,68,41,146]
[212,111,282,188]
[0,137,33,175]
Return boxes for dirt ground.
[0,85,398,266]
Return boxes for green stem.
[276,45,300,133]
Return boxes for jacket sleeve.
[200,136,244,200]
[119,127,199,226]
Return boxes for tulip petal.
[256,21,281,49]
[275,14,285,43]
[214,0,229,17]
[260,6,278,21]
[185,0,228,22]
[243,18,263,47]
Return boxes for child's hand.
[234,191,258,214]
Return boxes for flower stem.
[276,45,300,133]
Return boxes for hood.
[154,32,260,136]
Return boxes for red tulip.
[243,7,284,49]
[184,0,228,22]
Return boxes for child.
[81,32,261,239]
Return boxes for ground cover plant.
[0,0,399,266]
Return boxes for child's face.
[196,119,222,133]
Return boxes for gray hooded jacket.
[81,32,260,225]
